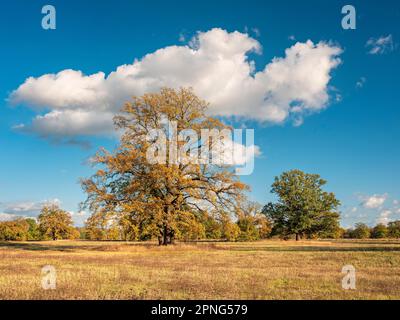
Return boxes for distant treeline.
[0,205,79,241]
[1,212,400,241]
[342,222,400,239]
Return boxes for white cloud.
[9,28,342,139]
[0,213,30,221]
[69,210,87,217]
[356,77,366,88]
[0,199,61,217]
[361,194,387,209]
[0,199,87,225]
[377,209,392,225]
[366,35,395,55]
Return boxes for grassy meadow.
[0,239,399,300]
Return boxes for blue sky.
[0,0,399,227]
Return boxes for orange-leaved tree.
[38,204,78,240]
[81,88,249,245]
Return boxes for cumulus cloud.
[0,199,61,217]
[366,35,395,55]
[343,194,400,227]
[0,199,87,225]
[9,28,342,139]
[361,194,387,209]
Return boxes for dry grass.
[0,239,399,300]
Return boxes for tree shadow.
[223,245,400,252]
[0,242,88,252]
[0,241,159,252]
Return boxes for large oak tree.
[82,88,248,245]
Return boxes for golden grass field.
[0,239,399,300]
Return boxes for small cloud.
[377,209,392,225]
[356,77,366,88]
[361,193,387,209]
[251,28,260,37]
[244,26,260,37]
[70,210,87,217]
[178,33,186,42]
[366,35,395,55]
[288,35,296,41]
[0,212,29,221]
[12,123,25,130]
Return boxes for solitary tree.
[263,169,340,240]
[38,204,77,240]
[82,88,248,245]
[351,222,371,239]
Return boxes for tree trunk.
[162,225,168,246]
[169,230,175,244]
[296,233,300,241]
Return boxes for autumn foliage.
[0,205,78,241]
[81,88,251,245]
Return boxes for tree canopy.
[38,204,78,240]
[81,88,248,245]
[263,169,340,240]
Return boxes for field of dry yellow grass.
[0,239,399,300]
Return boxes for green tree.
[25,218,41,240]
[38,204,77,240]
[263,170,340,240]
[352,222,371,239]
[387,221,400,238]
[237,215,259,241]
[371,223,388,239]
[201,213,222,239]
